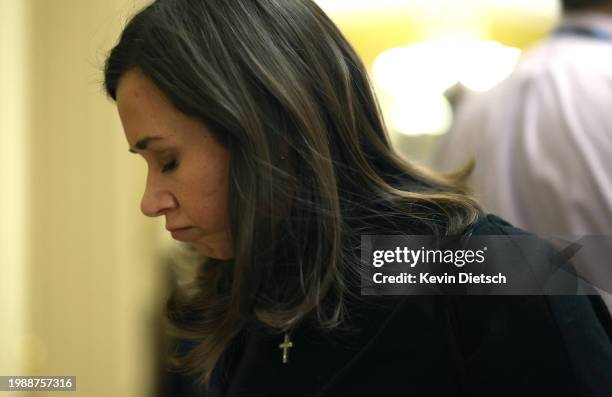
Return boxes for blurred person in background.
[432,0,612,310]
[104,0,612,396]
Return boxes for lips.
[166,226,191,232]
[167,227,193,241]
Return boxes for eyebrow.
[128,136,165,153]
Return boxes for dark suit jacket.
[164,214,612,397]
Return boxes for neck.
[564,4,612,16]
[587,4,612,16]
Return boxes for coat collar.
[219,293,406,397]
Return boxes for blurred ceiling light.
[389,94,452,136]
[458,40,521,92]
[489,0,559,15]
[315,0,414,12]
[316,0,558,15]
[373,36,520,98]
[372,41,459,97]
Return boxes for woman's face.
[116,68,233,259]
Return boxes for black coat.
[165,214,612,397]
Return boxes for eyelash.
[161,160,178,173]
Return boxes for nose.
[140,175,177,217]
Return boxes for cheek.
[184,160,230,228]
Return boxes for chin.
[191,242,215,258]
[193,238,233,260]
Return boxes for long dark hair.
[104,0,481,388]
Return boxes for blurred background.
[0,0,560,396]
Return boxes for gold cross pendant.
[278,333,294,364]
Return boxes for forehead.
[116,69,179,145]
[115,69,219,154]
[116,69,170,117]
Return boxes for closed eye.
[161,160,178,173]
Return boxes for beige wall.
[0,0,30,381]
[0,1,175,396]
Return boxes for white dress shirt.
[431,12,612,309]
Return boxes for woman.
[103,1,612,396]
